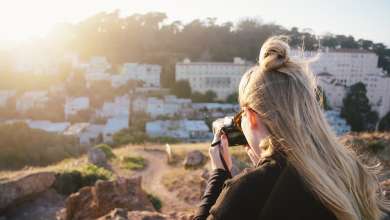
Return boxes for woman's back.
[195,151,337,220]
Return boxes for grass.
[120,156,147,170]
[161,167,205,204]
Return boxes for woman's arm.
[193,169,232,220]
[193,134,233,220]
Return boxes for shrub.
[94,144,116,160]
[53,164,113,195]
[0,122,81,169]
[113,128,148,146]
[147,193,162,211]
[148,136,180,144]
[368,140,386,154]
[120,156,146,170]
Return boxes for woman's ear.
[246,108,258,129]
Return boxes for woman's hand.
[209,134,233,171]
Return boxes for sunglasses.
[233,109,244,131]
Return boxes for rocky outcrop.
[88,147,107,167]
[4,189,65,220]
[0,172,55,212]
[99,209,194,220]
[58,176,154,220]
[183,150,205,168]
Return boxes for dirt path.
[113,147,195,213]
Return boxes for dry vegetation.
[162,168,206,205]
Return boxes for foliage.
[172,80,191,98]
[147,193,162,211]
[378,111,390,131]
[53,164,112,195]
[148,136,181,144]
[191,90,217,102]
[341,82,378,131]
[113,128,148,146]
[367,140,386,154]
[0,122,82,169]
[226,92,238,104]
[120,156,147,170]
[94,144,116,160]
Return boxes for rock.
[129,211,194,220]
[4,189,65,220]
[201,169,209,180]
[88,147,107,167]
[98,208,128,220]
[59,176,154,220]
[0,172,55,212]
[183,150,205,168]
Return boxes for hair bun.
[259,36,290,73]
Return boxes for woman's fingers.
[220,134,233,170]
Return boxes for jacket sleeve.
[193,168,232,220]
[206,159,285,220]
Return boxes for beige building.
[175,57,253,100]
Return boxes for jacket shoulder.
[209,155,286,219]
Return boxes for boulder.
[0,172,55,212]
[88,147,107,167]
[59,176,154,220]
[99,210,194,220]
[183,150,205,168]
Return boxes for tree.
[340,82,378,131]
[190,90,217,102]
[172,80,191,98]
[316,86,331,110]
[378,111,390,131]
[226,92,238,104]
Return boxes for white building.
[103,117,129,143]
[63,123,104,145]
[84,56,112,87]
[133,95,191,118]
[12,50,59,75]
[192,103,239,112]
[146,120,210,140]
[65,97,90,120]
[16,91,49,113]
[86,56,111,74]
[96,95,129,118]
[120,63,161,87]
[27,120,70,133]
[176,57,253,100]
[0,90,16,107]
[292,48,390,118]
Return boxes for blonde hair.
[238,35,390,220]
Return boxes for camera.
[211,116,248,147]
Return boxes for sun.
[0,2,56,42]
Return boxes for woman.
[193,36,390,220]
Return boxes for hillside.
[0,132,389,219]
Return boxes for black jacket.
[194,151,337,220]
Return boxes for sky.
[0,0,389,46]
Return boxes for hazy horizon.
[0,0,389,47]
